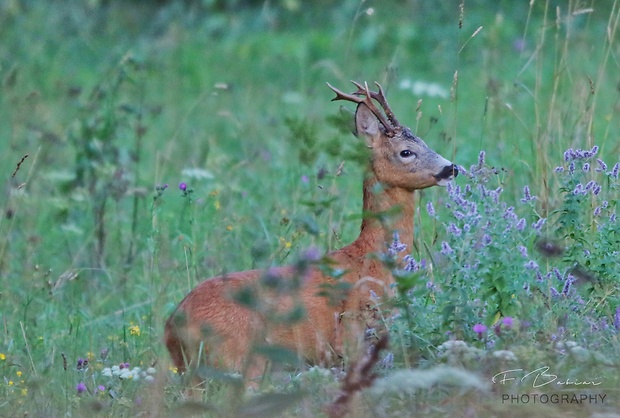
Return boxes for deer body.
[165,81,457,383]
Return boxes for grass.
[0,0,619,416]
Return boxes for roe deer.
[164,81,458,384]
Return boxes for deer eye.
[400,150,416,158]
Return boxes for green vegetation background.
[0,0,618,416]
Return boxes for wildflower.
[593,184,602,195]
[76,382,87,394]
[473,324,487,337]
[520,185,536,203]
[554,166,564,173]
[550,287,560,297]
[563,148,574,161]
[532,218,546,232]
[453,210,465,220]
[440,241,454,256]
[572,183,584,195]
[517,246,528,258]
[609,162,619,179]
[16,371,22,377]
[584,180,596,191]
[96,385,106,394]
[568,162,575,174]
[481,234,492,246]
[611,213,617,223]
[426,201,436,217]
[594,206,601,217]
[129,325,141,336]
[0,353,5,361]
[562,275,574,295]
[179,182,187,192]
[447,223,462,237]
[590,145,599,156]
[602,200,609,208]
[493,350,518,361]
[403,255,420,272]
[582,163,590,172]
[477,150,486,168]
[595,158,607,172]
[614,307,620,330]
[387,232,407,256]
[552,268,563,281]
[516,218,526,231]
[502,317,514,328]
[524,260,538,270]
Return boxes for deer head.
[327,81,458,190]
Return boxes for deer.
[164,81,458,387]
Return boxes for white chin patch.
[436,177,452,187]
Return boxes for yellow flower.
[16,371,22,377]
[0,353,5,361]
[226,225,233,231]
[129,325,141,336]
[21,388,28,396]
[8,381,14,386]
[169,366,178,374]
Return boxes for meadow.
[0,0,619,416]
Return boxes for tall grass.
[0,0,618,416]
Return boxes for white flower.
[492,350,518,362]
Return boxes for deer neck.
[353,173,416,263]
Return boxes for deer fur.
[164,81,458,384]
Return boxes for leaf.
[252,344,300,366]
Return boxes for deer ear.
[354,103,382,148]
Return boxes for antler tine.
[327,81,396,136]
[350,81,400,128]
[373,82,400,128]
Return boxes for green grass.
[0,0,619,416]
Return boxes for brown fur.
[164,81,457,384]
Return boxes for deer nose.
[436,164,458,180]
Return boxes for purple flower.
[572,183,584,195]
[301,175,309,184]
[582,163,590,172]
[517,246,528,258]
[473,323,487,337]
[520,185,536,203]
[532,218,546,232]
[426,201,436,217]
[590,145,599,156]
[502,317,514,328]
[584,180,596,191]
[440,241,454,256]
[563,148,574,162]
[477,150,486,168]
[593,184,602,195]
[596,158,608,172]
[594,206,602,217]
[76,382,87,394]
[447,223,462,237]
[555,166,564,173]
[610,162,619,179]
[516,218,526,231]
[553,268,563,281]
[524,260,538,270]
[550,287,560,297]
[388,232,407,256]
[179,182,187,192]
[568,162,575,174]
[611,213,617,223]
[403,255,420,272]
[614,307,620,330]
[562,275,574,295]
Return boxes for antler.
[327,81,400,137]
